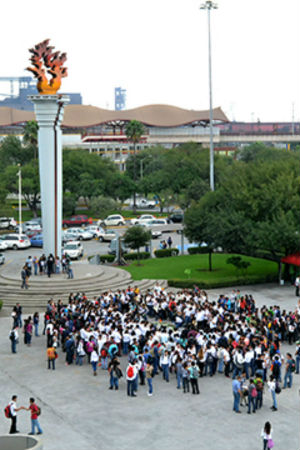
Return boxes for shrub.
[167,273,278,289]
[124,252,150,261]
[99,254,115,263]
[0,300,2,310]
[154,248,179,258]
[187,246,209,255]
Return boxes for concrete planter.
[0,434,43,450]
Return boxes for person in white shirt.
[8,395,24,434]
[261,421,273,450]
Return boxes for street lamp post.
[17,164,22,238]
[200,0,218,191]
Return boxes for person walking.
[8,395,24,434]
[25,398,43,435]
[261,421,273,450]
[232,375,242,413]
[21,266,28,289]
[9,326,19,354]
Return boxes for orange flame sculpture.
[27,39,68,95]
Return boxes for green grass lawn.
[123,254,278,286]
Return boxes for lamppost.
[17,164,22,238]
[200,0,218,191]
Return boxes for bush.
[124,252,150,261]
[0,300,2,310]
[99,254,115,263]
[167,273,278,289]
[187,246,209,255]
[154,248,179,258]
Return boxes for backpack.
[256,380,264,391]
[275,382,281,394]
[36,406,41,416]
[101,349,107,358]
[127,365,134,378]
[251,387,258,398]
[291,359,296,373]
[4,405,11,418]
[9,331,14,341]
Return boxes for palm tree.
[125,120,144,213]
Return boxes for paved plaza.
[0,283,299,450]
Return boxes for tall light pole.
[17,164,22,238]
[200,0,218,191]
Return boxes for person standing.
[267,375,278,411]
[108,357,121,390]
[90,349,99,376]
[33,312,39,337]
[25,398,42,435]
[167,236,173,249]
[9,326,19,354]
[261,421,273,450]
[283,353,294,388]
[21,266,28,289]
[189,362,200,394]
[232,375,242,413]
[295,276,300,297]
[295,341,300,374]
[146,362,154,396]
[47,345,56,370]
[126,362,137,397]
[8,395,24,434]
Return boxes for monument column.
[27,39,69,258]
[29,95,69,257]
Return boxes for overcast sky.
[1,0,299,122]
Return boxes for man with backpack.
[9,326,19,354]
[24,398,43,435]
[283,353,295,388]
[5,395,25,434]
[126,361,138,397]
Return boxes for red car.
[62,215,93,228]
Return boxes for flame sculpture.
[27,39,68,95]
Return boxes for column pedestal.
[29,95,69,258]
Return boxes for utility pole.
[201,1,218,191]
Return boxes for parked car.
[0,234,31,249]
[63,241,84,260]
[98,229,119,242]
[143,219,168,227]
[139,224,162,239]
[100,215,126,227]
[63,215,92,228]
[24,220,42,232]
[0,241,8,251]
[131,214,156,226]
[30,234,43,247]
[67,227,93,240]
[62,232,78,244]
[0,217,17,230]
[136,198,156,209]
[84,225,105,239]
[167,212,184,223]
[0,253,5,264]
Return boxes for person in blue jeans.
[108,357,121,390]
[283,353,294,388]
[247,379,257,414]
[232,375,242,413]
[295,343,300,374]
[26,398,42,435]
[146,363,154,396]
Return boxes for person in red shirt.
[25,398,43,435]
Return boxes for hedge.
[0,300,2,310]
[124,252,150,261]
[154,248,179,258]
[99,254,115,263]
[187,246,209,255]
[167,273,278,290]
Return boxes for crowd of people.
[25,285,299,406]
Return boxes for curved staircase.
[0,262,167,309]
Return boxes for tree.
[89,196,120,218]
[125,120,145,212]
[23,121,38,160]
[123,225,151,264]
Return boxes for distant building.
[0,76,82,111]
[115,87,126,111]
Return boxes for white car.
[98,229,119,242]
[63,241,84,259]
[24,220,42,232]
[84,225,105,238]
[0,241,8,251]
[0,234,31,249]
[0,217,17,230]
[131,215,156,226]
[143,219,168,227]
[139,224,162,239]
[101,215,126,227]
[67,227,93,240]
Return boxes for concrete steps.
[0,263,168,308]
